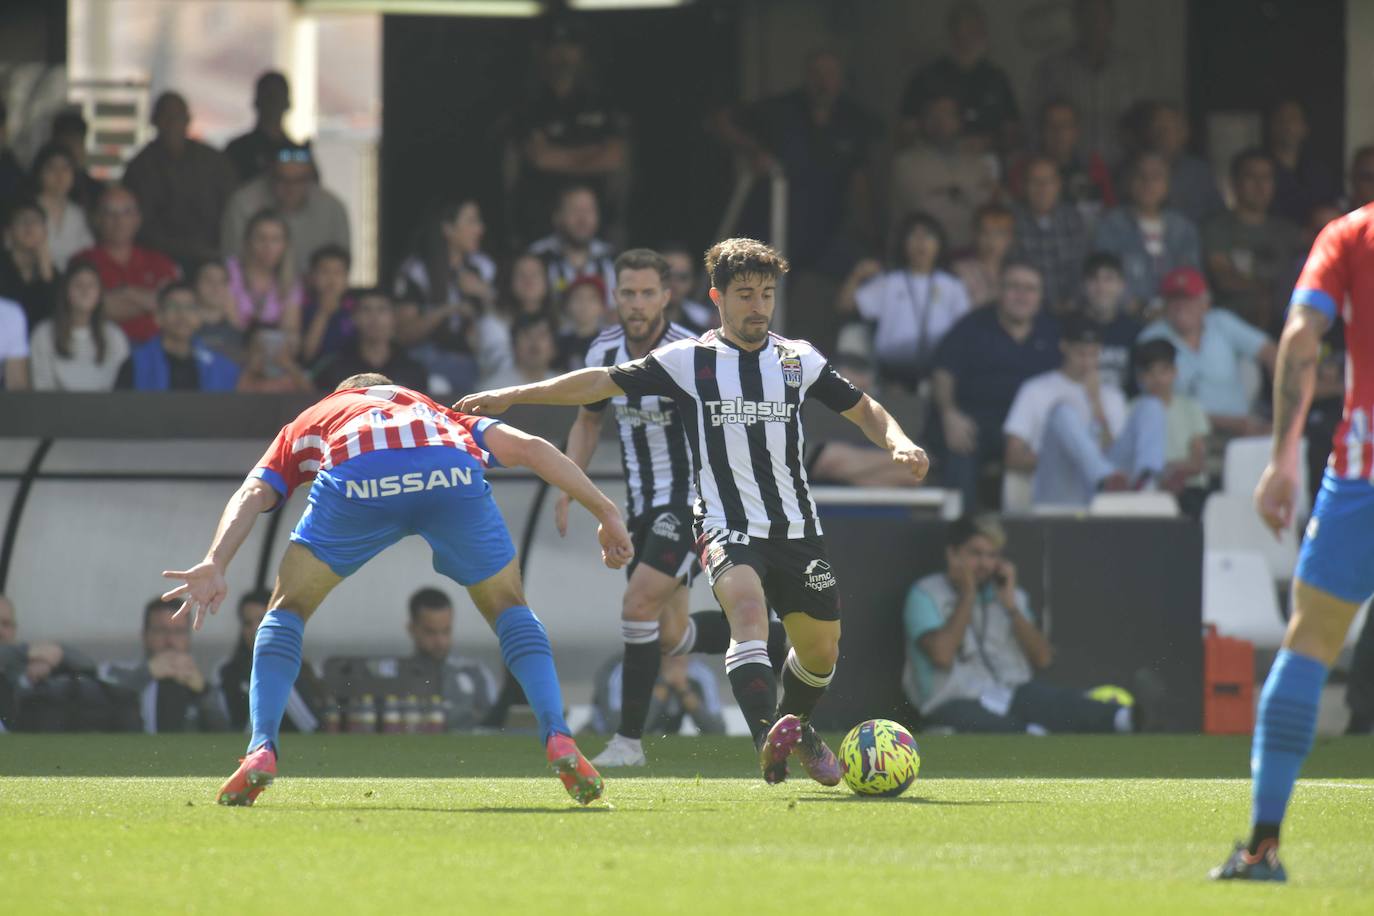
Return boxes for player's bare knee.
[466,560,527,623]
[621,577,670,622]
[796,637,839,672]
[658,621,686,654]
[1285,582,1362,665]
[621,592,661,622]
[726,598,769,640]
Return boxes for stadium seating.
[1002,469,1033,514]
[1203,549,1287,648]
[1202,492,1301,582]
[1202,436,1310,582]
[1089,492,1181,517]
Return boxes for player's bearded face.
[713,274,776,345]
[616,268,669,343]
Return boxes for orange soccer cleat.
[546,734,604,805]
[217,745,277,807]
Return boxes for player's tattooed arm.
[1254,306,1327,535]
[455,368,625,415]
[1269,307,1327,468]
[841,394,930,483]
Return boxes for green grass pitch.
[2,734,1370,914]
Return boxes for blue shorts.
[1294,470,1374,604]
[289,446,515,584]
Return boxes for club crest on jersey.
[780,355,803,388]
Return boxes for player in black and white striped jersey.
[459,239,928,786]
[556,249,783,768]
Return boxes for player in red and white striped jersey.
[1214,206,1374,881]
[160,372,632,808]
[249,384,496,498]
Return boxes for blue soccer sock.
[494,606,570,743]
[1250,648,1328,848]
[247,609,305,756]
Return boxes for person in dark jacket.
[216,589,327,733]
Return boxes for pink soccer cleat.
[759,714,802,785]
[546,734,604,805]
[217,745,277,807]
[796,721,842,786]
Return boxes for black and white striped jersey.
[528,234,617,303]
[609,329,864,539]
[585,321,698,520]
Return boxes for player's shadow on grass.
[796,793,1040,807]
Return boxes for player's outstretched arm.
[555,407,607,537]
[454,367,625,415]
[1255,306,1327,535]
[841,394,930,483]
[484,424,634,570]
[161,478,278,631]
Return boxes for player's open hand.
[1254,462,1298,538]
[454,388,517,416]
[597,517,635,570]
[160,560,228,631]
[554,492,573,537]
[893,443,930,482]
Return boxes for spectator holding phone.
[902,515,1137,733]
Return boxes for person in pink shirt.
[224,209,302,343]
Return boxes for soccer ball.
[838,718,921,797]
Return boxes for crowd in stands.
[0,0,1358,516]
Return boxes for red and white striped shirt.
[1290,206,1374,479]
[248,386,500,503]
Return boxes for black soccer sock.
[686,611,732,655]
[777,648,833,723]
[618,620,661,741]
[766,619,789,673]
[1247,822,1281,857]
[725,639,777,747]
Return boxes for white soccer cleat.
[590,734,647,768]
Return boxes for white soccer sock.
[1114,705,1132,733]
[724,639,770,673]
[784,647,834,687]
[622,620,660,645]
[667,617,697,657]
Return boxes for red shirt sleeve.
[442,409,504,468]
[1290,217,1351,322]
[247,423,312,507]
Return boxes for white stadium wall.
[1,437,712,685]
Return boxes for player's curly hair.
[703,238,789,292]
